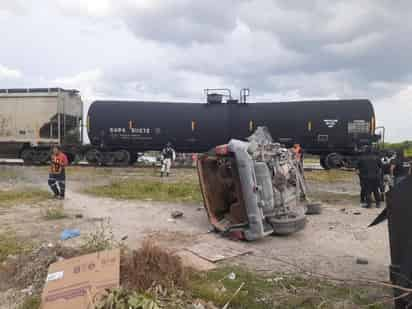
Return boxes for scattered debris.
[356,257,369,265]
[227,272,236,280]
[353,211,362,215]
[60,228,80,241]
[121,235,128,241]
[75,213,83,219]
[171,210,184,219]
[41,249,120,309]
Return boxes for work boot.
[376,203,381,208]
[360,203,368,208]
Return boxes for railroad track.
[0,159,324,170]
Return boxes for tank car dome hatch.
[207,93,223,104]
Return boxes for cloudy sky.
[0,0,411,141]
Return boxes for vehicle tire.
[305,202,322,215]
[269,212,307,236]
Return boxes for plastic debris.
[60,229,80,241]
[227,272,236,280]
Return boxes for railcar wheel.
[21,149,35,165]
[320,156,329,170]
[102,153,115,166]
[114,150,130,166]
[85,149,102,165]
[38,150,50,164]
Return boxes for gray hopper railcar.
[0,88,83,164]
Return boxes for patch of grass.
[188,267,392,309]
[0,232,31,263]
[0,167,19,179]
[0,188,50,207]
[18,295,41,309]
[305,170,355,183]
[309,191,359,205]
[84,180,202,203]
[271,275,391,309]
[42,206,68,220]
[189,266,274,308]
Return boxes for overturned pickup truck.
[197,127,312,241]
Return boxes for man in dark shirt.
[391,151,411,186]
[357,147,382,208]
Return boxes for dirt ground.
[0,165,390,280]
[0,165,392,308]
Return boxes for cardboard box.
[41,249,120,309]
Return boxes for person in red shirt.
[48,146,68,199]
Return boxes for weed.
[81,219,118,253]
[96,288,160,309]
[84,180,202,203]
[18,295,41,309]
[0,189,50,207]
[42,206,68,220]
[0,231,31,263]
[121,240,187,291]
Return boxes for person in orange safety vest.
[48,146,68,199]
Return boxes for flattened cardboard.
[41,249,120,309]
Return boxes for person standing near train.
[357,146,382,208]
[48,146,68,199]
[160,142,176,177]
